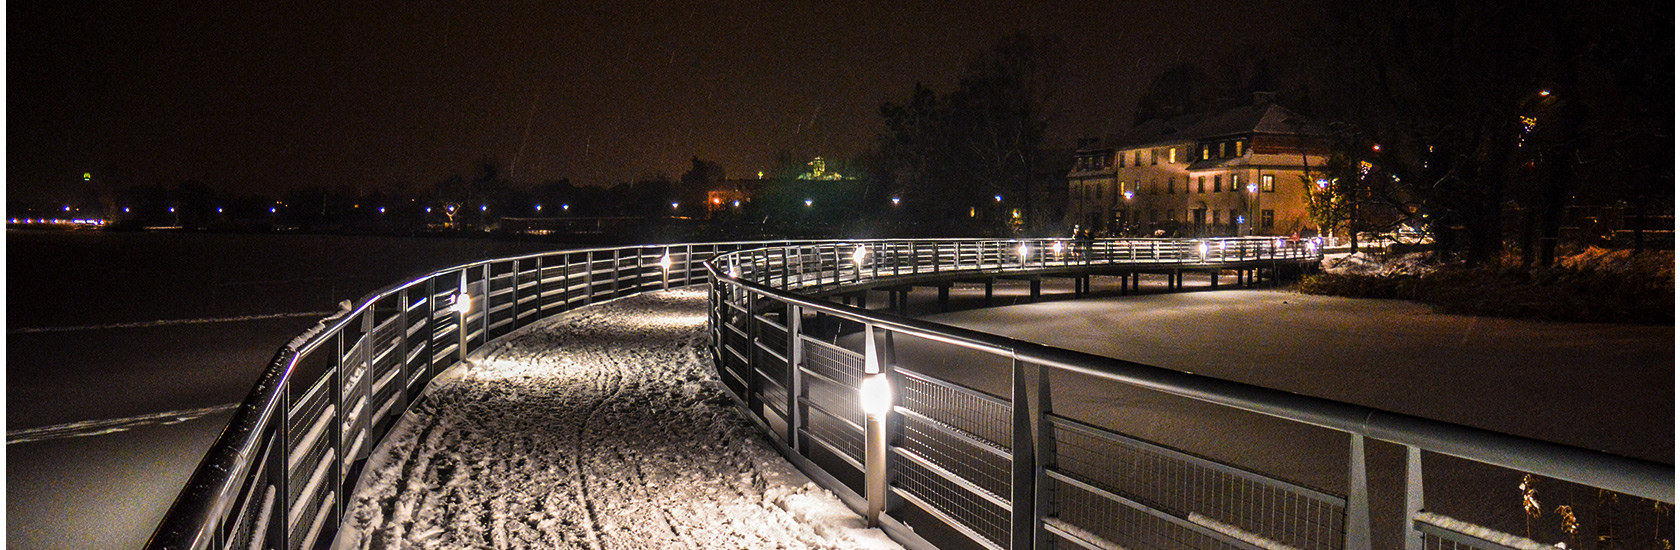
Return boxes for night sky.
[10,1,1316,203]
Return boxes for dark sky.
[10,1,1316,203]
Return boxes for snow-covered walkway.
[337,288,900,550]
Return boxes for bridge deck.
[337,288,899,550]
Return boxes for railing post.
[611,249,621,296]
[1404,446,1425,550]
[457,270,469,363]
[1345,434,1373,550]
[786,303,804,454]
[1034,362,1055,550]
[584,251,594,305]
[1011,358,1038,550]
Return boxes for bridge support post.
[938,285,950,312]
[984,280,994,306]
[1211,270,1219,288]
[1029,279,1041,301]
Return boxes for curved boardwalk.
[337,288,898,550]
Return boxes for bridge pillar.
[1029,279,1041,301]
[1132,272,1140,292]
[1211,270,1219,288]
[984,280,994,306]
[937,285,950,312]
[1119,272,1128,295]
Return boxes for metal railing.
[144,240,800,550]
[706,239,1673,550]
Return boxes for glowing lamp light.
[562,204,570,211]
[1052,241,1064,255]
[891,197,901,206]
[1237,215,1246,224]
[1247,183,1258,194]
[712,197,722,205]
[1539,90,1551,97]
[124,207,131,213]
[727,264,740,279]
[169,207,176,213]
[851,245,868,266]
[1016,243,1030,260]
[535,204,542,211]
[859,374,893,417]
[83,172,92,181]
[451,293,472,314]
[63,206,71,211]
[426,207,433,213]
[217,207,224,213]
[732,200,740,207]
[1276,238,1286,249]
[1123,190,1134,200]
[480,205,487,211]
[994,194,1003,202]
[379,207,386,214]
[1372,144,1382,152]
[1198,241,1209,259]
[1316,179,1329,189]
[658,253,673,272]
[671,202,680,209]
[804,199,813,207]
[270,207,277,213]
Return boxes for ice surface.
[338,288,901,549]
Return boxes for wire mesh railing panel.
[895,449,1012,549]
[1051,474,1252,550]
[898,410,1012,503]
[804,394,865,467]
[896,369,1011,449]
[1050,415,1347,550]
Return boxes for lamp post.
[1246,183,1259,237]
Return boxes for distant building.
[1067,93,1328,237]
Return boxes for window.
[1220,142,1229,157]
[1197,176,1205,193]
[1235,140,1244,156]
[1261,174,1275,192]
[1232,174,1242,192]
[1213,175,1222,193]
[1169,148,1177,164]
[1134,151,1143,166]
[1150,149,1159,165]
[1166,177,1173,194]
[1202,146,1210,160]
[1262,209,1275,229]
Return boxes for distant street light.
[891,197,901,206]
[562,204,570,211]
[804,199,813,207]
[480,205,487,211]
[671,202,680,209]
[535,204,542,211]
[994,194,1003,202]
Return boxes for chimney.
[1252,91,1277,106]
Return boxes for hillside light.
[83,172,92,181]
[535,204,542,211]
[891,197,901,206]
[994,194,1003,202]
[379,207,385,214]
[1372,144,1382,152]
[562,204,570,211]
[451,293,472,315]
[270,207,277,213]
[859,373,893,417]
[124,207,131,213]
[169,207,176,213]
[1539,89,1551,97]
[217,207,224,213]
[852,245,867,266]
[804,199,813,207]
[732,200,741,207]
[64,206,71,212]
[426,207,433,213]
[480,205,487,211]
[672,202,680,209]
[712,197,722,205]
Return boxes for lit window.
[1231,174,1241,192]
[1220,142,1229,157]
[1169,148,1177,164]
[1235,141,1244,156]
[1261,174,1275,192]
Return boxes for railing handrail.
[705,242,1673,503]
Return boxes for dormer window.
[1235,140,1245,156]
[1202,146,1210,160]
[1220,142,1229,158]
[1169,148,1177,164]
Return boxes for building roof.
[1078,101,1328,153]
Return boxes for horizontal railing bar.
[890,485,1007,550]
[1047,469,1270,550]
[895,407,1012,461]
[892,445,1012,511]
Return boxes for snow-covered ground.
[337,288,900,550]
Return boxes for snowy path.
[337,288,899,550]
